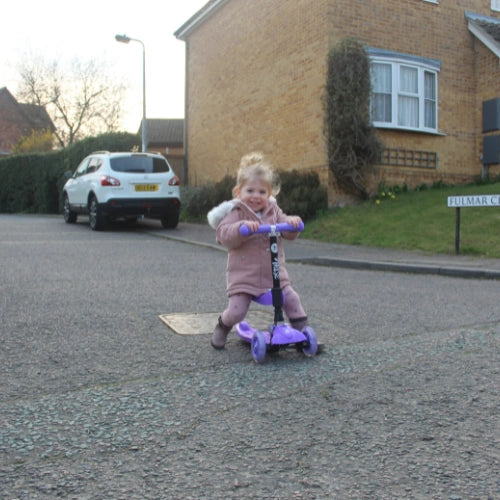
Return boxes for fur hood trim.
[207,197,277,229]
[207,200,237,229]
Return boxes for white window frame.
[368,48,441,134]
[492,0,500,12]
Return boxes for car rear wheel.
[89,196,106,231]
[161,207,179,229]
[63,194,77,223]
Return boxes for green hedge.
[183,175,235,220]
[0,132,140,214]
[277,170,328,221]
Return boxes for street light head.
[115,34,131,44]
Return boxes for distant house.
[0,87,54,156]
[175,0,500,203]
[141,118,185,182]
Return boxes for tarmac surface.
[0,215,499,499]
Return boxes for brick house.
[0,87,54,156]
[175,0,500,203]
[142,118,186,183]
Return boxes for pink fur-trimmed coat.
[207,199,300,297]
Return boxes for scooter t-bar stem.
[239,221,304,236]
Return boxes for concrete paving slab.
[159,309,274,335]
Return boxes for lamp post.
[115,34,147,152]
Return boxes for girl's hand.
[286,216,302,229]
[241,220,260,233]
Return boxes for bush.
[324,38,384,199]
[183,175,235,221]
[13,128,54,154]
[0,152,62,213]
[277,170,328,221]
[0,132,140,214]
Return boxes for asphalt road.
[1,215,498,499]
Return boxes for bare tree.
[16,55,127,148]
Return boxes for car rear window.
[110,155,171,173]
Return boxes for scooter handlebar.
[239,221,304,236]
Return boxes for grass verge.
[303,182,500,258]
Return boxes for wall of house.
[184,0,500,203]
[330,0,500,191]
[185,0,330,187]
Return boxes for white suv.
[63,151,181,230]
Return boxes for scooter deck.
[235,321,307,346]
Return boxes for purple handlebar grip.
[239,221,304,236]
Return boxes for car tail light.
[168,176,180,186]
[100,175,121,186]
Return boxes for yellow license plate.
[135,184,159,192]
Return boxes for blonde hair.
[232,152,281,198]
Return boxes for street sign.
[447,194,500,254]
[447,194,500,207]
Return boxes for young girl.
[207,152,309,349]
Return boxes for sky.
[0,0,208,132]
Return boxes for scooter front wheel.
[251,330,267,363]
[301,326,318,357]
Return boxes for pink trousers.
[220,285,307,328]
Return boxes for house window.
[492,0,500,12]
[369,48,440,133]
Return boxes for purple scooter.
[235,221,318,363]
